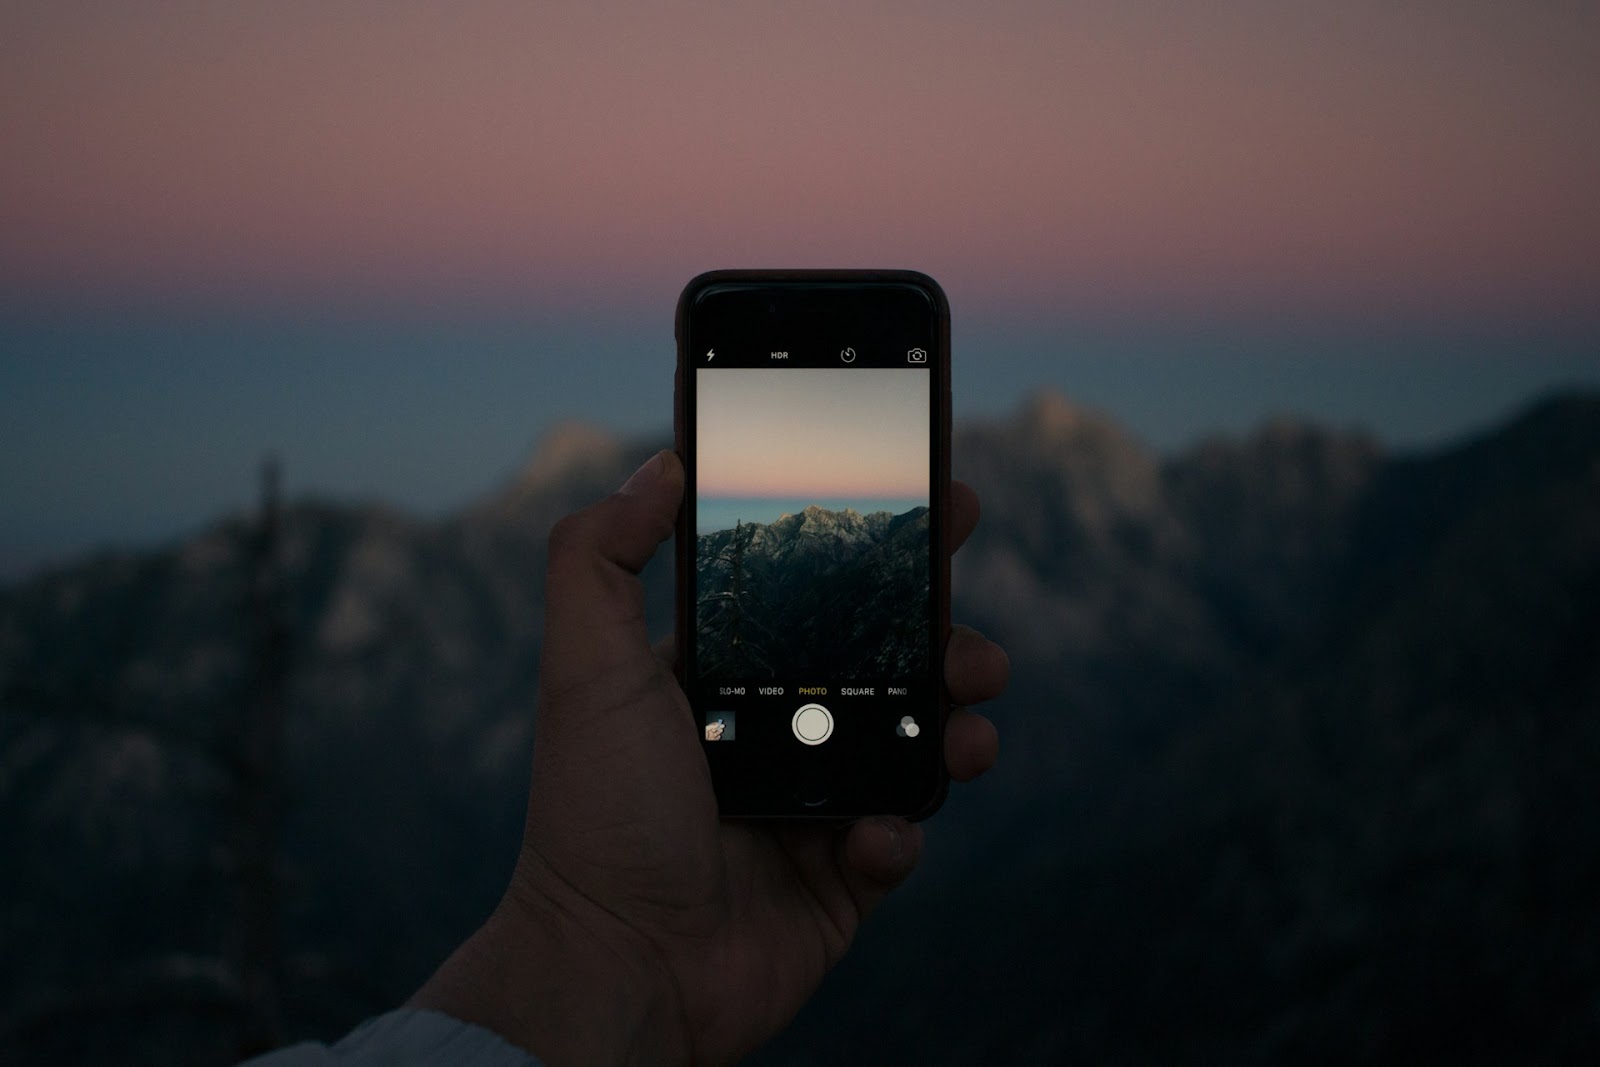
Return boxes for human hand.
[411,450,1007,1065]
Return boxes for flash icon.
[706,348,715,361]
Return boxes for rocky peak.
[1014,389,1137,450]
[508,422,625,495]
[466,422,642,526]
[1020,389,1087,435]
[960,390,1165,529]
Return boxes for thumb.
[540,450,683,703]
[839,816,924,921]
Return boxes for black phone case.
[674,269,952,820]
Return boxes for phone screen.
[677,274,949,817]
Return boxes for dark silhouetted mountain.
[696,504,929,677]
[2,390,1597,1064]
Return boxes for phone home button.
[794,781,830,809]
[792,703,834,746]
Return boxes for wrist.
[409,874,688,1066]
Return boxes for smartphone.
[675,270,951,819]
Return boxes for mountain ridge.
[695,503,930,677]
[2,387,1598,1062]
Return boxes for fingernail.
[879,817,904,863]
[619,451,665,497]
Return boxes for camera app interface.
[694,358,931,744]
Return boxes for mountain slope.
[695,504,930,676]
[2,390,1598,1063]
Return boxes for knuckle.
[546,510,594,558]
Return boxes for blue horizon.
[4,306,1599,582]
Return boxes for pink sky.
[698,369,927,498]
[3,2,1597,323]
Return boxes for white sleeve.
[239,1008,543,1067]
